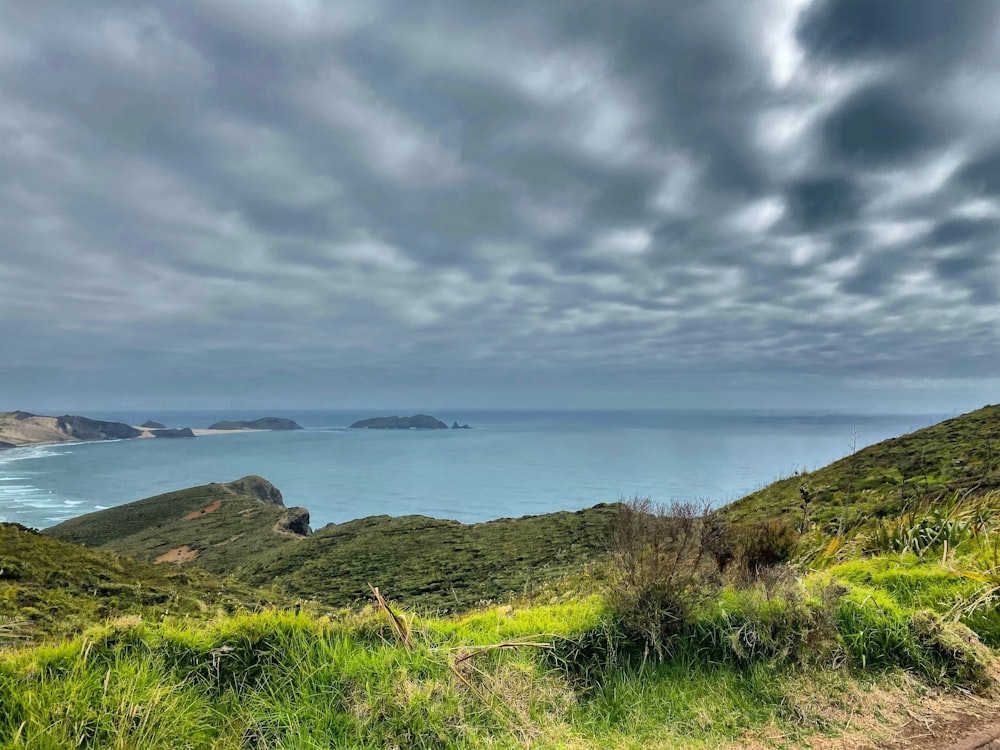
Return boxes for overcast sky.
[2,0,1000,413]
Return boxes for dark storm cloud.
[927,218,1000,246]
[784,176,862,230]
[797,0,998,62]
[2,0,1000,410]
[820,84,942,166]
[953,148,1000,197]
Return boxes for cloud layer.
[2,0,1000,410]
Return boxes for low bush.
[607,498,721,657]
[734,519,800,574]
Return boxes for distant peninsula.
[207,417,303,431]
[349,414,449,429]
[0,411,156,450]
[0,411,307,451]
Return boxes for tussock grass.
[3,555,997,750]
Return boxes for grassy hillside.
[722,403,1000,533]
[240,505,617,610]
[44,476,308,573]
[1,554,998,749]
[0,523,284,644]
[49,481,617,612]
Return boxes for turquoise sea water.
[0,410,946,529]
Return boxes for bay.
[0,409,946,529]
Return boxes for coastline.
[0,427,267,453]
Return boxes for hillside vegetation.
[0,523,283,643]
[2,552,999,749]
[44,477,310,574]
[239,505,616,610]
[46,480,617,611]
[722,403,1000,533]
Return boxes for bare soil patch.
[155,545,199,564]
[183,499,222,520]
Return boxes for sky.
[2,0,1000,413]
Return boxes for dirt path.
[889,706,1000,750]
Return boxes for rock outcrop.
[275,507,312,536]
[226,475,285,506]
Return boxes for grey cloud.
[797,0,998,62]
[1,0,1000,411]
[928,218,1000,246]
[953,148,1000,196]
[784,176,863,230]
[820,84,942,166]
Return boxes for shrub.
[734,520,799,576]
[689,577,845,667]
[607,498,721,658]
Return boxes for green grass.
[722,403,1000,535]
[2,558,995,750]
[239,505,618,611]
[0,523,285,644]
[47,483,618,612]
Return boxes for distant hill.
[0,411,141,450]
[149,428,195,438]
[349,414,448,429]
[239,505,617,610]
[43,474,617,610]
[207,417,302,431]
[0,411,204,450]
[0,522,282,642]
[44,476,310,573]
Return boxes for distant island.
[141,420,166,429]
[148,428,195,439]
[349,414,449,429]
[207,417,303,431]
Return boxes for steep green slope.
[722,403,1000,533]
[0,523,282,643]
[240,505,617,610]
[48,482,616,612]
[43,476,308,574]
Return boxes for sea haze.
[0,410,946,529]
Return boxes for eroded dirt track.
[892,714,1000,750]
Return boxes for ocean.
[0,409,947,529]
